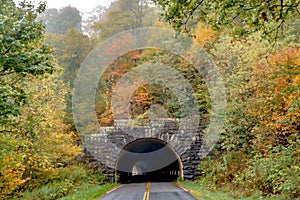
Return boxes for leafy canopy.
[152,0,300,40]
[0,0,55,124]
[38,6,82,35]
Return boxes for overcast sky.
[16,0,113,13]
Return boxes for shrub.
[16,165,107,200]
[198,151,248,188]
[242,143,300,198]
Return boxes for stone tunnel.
[83,118,209,183]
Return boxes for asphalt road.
[98,182,197,200]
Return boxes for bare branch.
[183,0,205,32]
[266,20,285,54]
[3,46,12,55]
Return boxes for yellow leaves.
[0,153,27,196]
[276,5,282,10]
[192,23,218,46]
[292,74,300,86]
[34,128,81,166]
[0,73,81,197]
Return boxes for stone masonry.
[83,118,207,182]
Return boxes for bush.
[16,165,107,200]
[198,142,300,199]
[198,151,248,188]
[242,144,300,198]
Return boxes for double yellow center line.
[143,182,151,200]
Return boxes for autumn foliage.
[249,47,300,150]
[0,76,80,198]
[1,0,299,198]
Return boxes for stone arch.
[115,138,183,183]
[83,119,204,182]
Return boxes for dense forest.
[0,0,299,199]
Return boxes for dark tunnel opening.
[115,138,182,183]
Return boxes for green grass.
[177,181,286,200]
[58,183,119,200]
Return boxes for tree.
[0,0,55,126]
[38,6,82,35]
[152,0,300,41]
[93,0,157,41]
[0,1,80,198]
[207,33,269,153]
[247,47,300,152]
[37,8,59,28]
[45,29,93,129]
[82,5,107,36]
[0,74,80,198]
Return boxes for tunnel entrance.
[115,138,182,183]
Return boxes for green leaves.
[153,0,300,41]
[0,0,54,74]
[0,0,55,127]
[244,143,300,196]
[0,83,26,124]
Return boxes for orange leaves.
[249,47,300,139]
[267,47,300,66]
[292,74,300,86]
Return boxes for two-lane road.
[98,182,196,200]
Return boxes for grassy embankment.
[58,183,118,200]
[177,181,286,200]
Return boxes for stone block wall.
[83,118,207,182]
